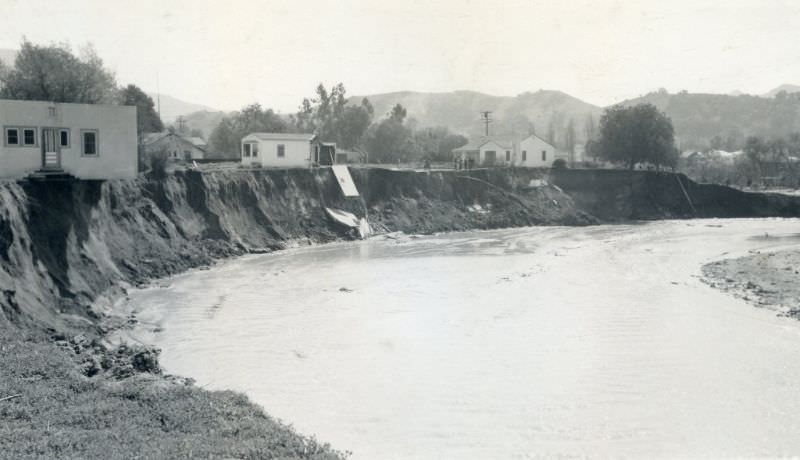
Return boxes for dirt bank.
[703,248,800,319]
[0,167,589,459]
[3,167,800,459]
[551,169,800,221]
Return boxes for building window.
[5,128,19,146]
[48,107,57,117]
[277,144,285,158]
[82,130,98,156]
[23,128,36,146]
[506,150,510,161]
[59,129,70,148]
[522,150,527,161]
[541,150,547,161]
[243,142,258,158]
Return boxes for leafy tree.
[209,103,287,158]
[412,126,468,162]
[118,84,164,134]
[0,40,116,103]
[597,103,677,169]
[363,104,418,163]
[389,103,407,123]
[292,83,373,149]
[564,118,577,162]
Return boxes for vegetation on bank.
[0,330,346,460]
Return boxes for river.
[118,219,800,459]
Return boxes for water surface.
[119,219,800,459]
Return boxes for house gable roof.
[142,132,208,151]
[246,132,316,142]
[520,134,555,149]
[453,136,514,152]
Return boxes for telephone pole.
[480,111,493,136]
[176,116,186,133]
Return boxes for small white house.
[452,134,560,167]
[517,134,559,167]
[143,132,208,161]
[452,137,514,166]
[1,99,138,180]
[241,133,342,167]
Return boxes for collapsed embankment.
[551,169,800,221]
[3,167,800,459]
[4,167,800,331]
[0,167,593,330]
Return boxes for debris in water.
[339,287,353,293]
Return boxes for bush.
[552,158,568,169]
[148,148,169,179]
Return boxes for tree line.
[0,40,164,135]
[208,83,468,163]
[2,39,683,170]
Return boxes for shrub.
[552,158,568,169]
[148,148,169,179]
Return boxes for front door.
[483,150,496,166]
[41,128,61,170]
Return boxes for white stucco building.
[518,134,559,167]
[241,133,341,167]
[1,99,138,180]
[452,134,561,167]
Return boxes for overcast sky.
[2,0,799,112]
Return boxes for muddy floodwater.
[119,219,800,459]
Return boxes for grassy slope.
[0,332,346,460]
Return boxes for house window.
[82,130,98,156]
[506,150,511,161]
[277,144,285,158]
[23,128,36,146]
[522,150,527,161]
[5,128,19,146]
[243,142,258,158]
[59,129,70,148]
[542,150,547,161]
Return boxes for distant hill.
[761,84,800,98]
[180,110,229,139]
[146,92,219,124]
[351,90,603,142]
[619,90,800,149]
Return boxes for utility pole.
[480,111,493,136]
[176,116,186,133]
[156,72,161,122]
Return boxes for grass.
[0,331,347,460]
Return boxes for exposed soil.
[703,248,800,319]
[3,167,800,459]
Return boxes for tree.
[209,103,287,158]
[118,84,164,134]
[564,118,577,163]
[363,104,418,163]
[292,83,373,149]
[597,103,677,169]
[0,40,116,104]
[412,126,468,162]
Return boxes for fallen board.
[331,165,360,197]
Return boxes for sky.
[2,0,800,113]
